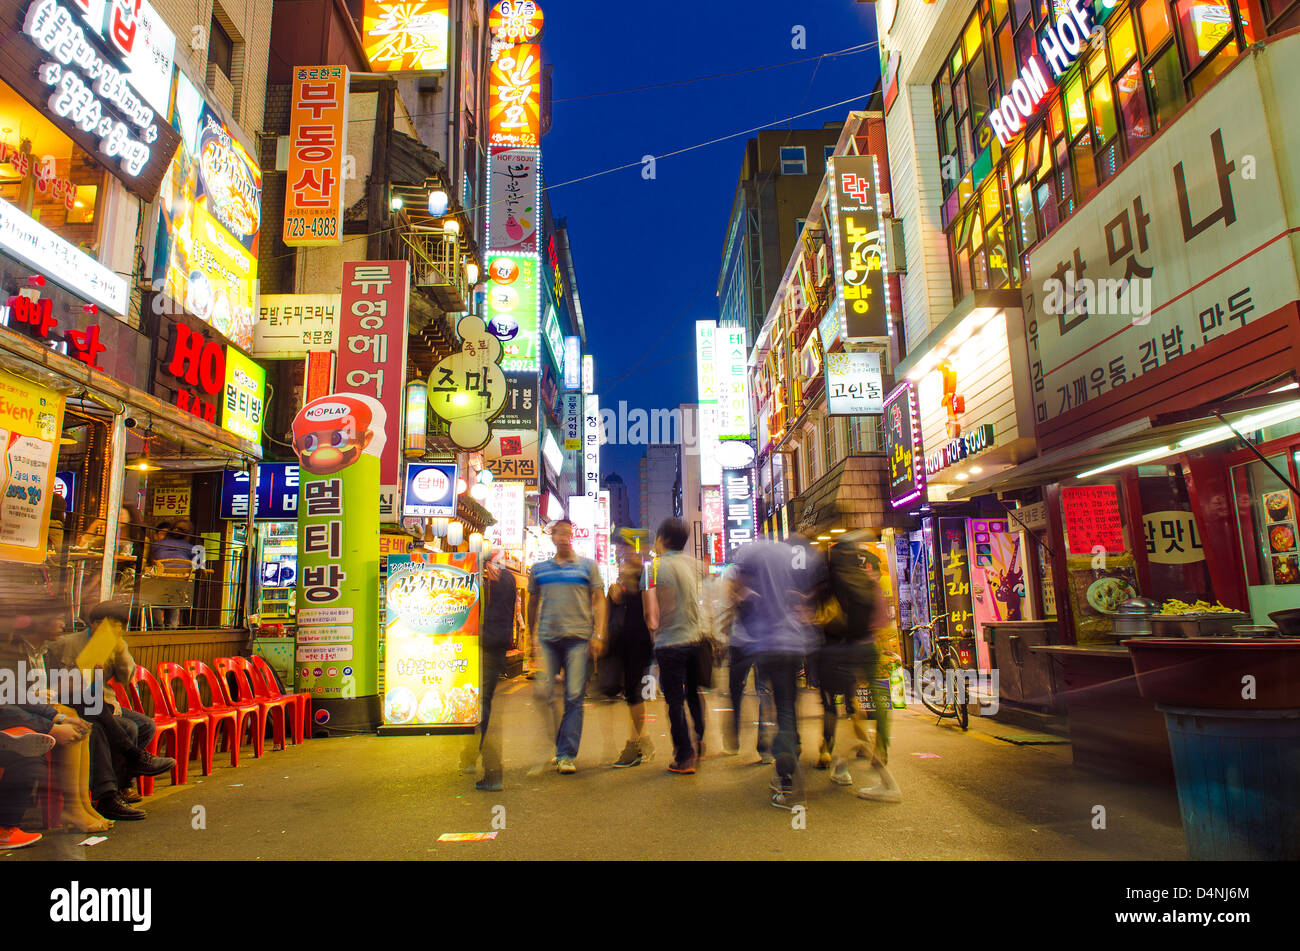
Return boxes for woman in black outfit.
[608,556,656,767]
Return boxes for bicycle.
[906,612,970,731]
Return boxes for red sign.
[336,261,409,490]
[163,321,225,422]
[305,350,333,404]
[1062,485,1126,555]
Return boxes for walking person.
[474,551,516,791]
[608,556,656,767]
[644,518,705,775]
[527,520,607,774]
[721,563,775,763]
[733,537,820,809]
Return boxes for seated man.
[46,602,174,819]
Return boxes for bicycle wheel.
[943,648,970,730]
[917,655,955,719]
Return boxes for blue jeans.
[728,646,774,755]
[541,637,590,761]
[758,653,804,788]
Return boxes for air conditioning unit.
[206,63,234,115]
[885,217,907,275]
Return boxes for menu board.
[937,518,975,659]
[0,370,63,563]
[383,552,481,727]
[1067,553,1139,641]
[1062,485,1126,555]
[1260,490,1299,584]
[885,382,924,507]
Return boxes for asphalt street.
[4,678,1187,861]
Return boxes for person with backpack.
[817,535,900,802]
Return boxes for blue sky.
[540,1,881,518]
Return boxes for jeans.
[0,751,43,827]
[541,637,590,761]
[656,643,705,763]
[479,650,506,779]
[758,653,804,789]
[116,708,156,787]
[818,642,887,760]
[728,646,774,754]
[84,708,141,799]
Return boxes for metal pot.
[1113,596,1159,636]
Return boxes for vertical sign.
[488,42,541,148]
[938,517,976,654]
[722,467,755,562]
[561,393,582,449]
[292,393,385,727]
[582,355,594,394]
[222,347,266,444]
[828,155,889,340]
[716,325,750,439]
[563,336,581,390]
[284,66,348,246]
[305,350,333,404]
[0,370,63,563]
[584,394,601,499]
[485,481,526,549]
[382,552,481,727]
[702,486,723,534]
[487,149,540,253]
[485,254,539,373]
[337,261,410,502]
[884,381,924,507]
[695,321,721,485]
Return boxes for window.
[824,145,835,165]
[209,17,233,80]
[795,217,807,238]
[779,146,807,175]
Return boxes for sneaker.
[613,741,642,768]
[557,758,577,774]
[638,735,656,761]
[0,727,55,758]
[858,784,902,803]
[758,752,775,765]
[769,774,785,793]
[770,788,803,810]
[830,759,853,786]
[667,756,697,774]
[0,826,42,850]
[815,742,832,770]
[475,777,503,792]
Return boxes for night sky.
[540,1,881,520]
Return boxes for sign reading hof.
[828,155,888,340]
[824,351,884,416]
[487,149,539,253]
[884,381,924,508]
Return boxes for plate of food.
[384,687,416,724]
[1270,523,1296,553]
[1264,491,1293,523]
[1273,554,1299,585]
[386,563,479,634]
[1086,576,1137,614]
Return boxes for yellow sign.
[0,369,64,564]
[362,0,450,72]
[222,347,267,444]
[427,315,507,450]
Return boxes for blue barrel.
[1158,705,1300,860]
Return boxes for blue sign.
[220,463,300,520]
[404,463,458,517]
[54,471,76,509]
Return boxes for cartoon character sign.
[291,394,388,475]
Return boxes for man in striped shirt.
[528,520,607,774]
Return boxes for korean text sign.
[829,155,888,340]
[487,149,539,253]
[220,463,300,520]
[0,369,63,563]
[383,552,481,727]
[485,481,525,550]
[716,325,750,439]
[488,42,540,148]
[722,467,755,562]
[1062,485,1126,555]
[292,393,384,706]
[362,0,449,71]
[337,261,410,495]
[825,351,884,416]
[884,381,924,507]
[404,462,457,517]
[254,294,339,358]
[486,254,538,373]
[284,65,348,246]
[222,346,265,444]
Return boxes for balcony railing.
[399,227,469,312]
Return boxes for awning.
[949,389,1300,499]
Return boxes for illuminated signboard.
[254,294,339,358]
[0,195,128,314]
[828,155,889,340]
[583,394,600,498]
[485,253,539,373]
[542,427,563,476]
[695,321,722,485]
[485,480,526,549]
[488,0,543,41]
[156,74,261,351]
[403,462,457,517]
[426,314,507,451]
[926,423,995,476]
[362,0,449,72]
[715,324,750,439]
[582,354,593,395]
[542,301,563,368]
[488,42,540,149]
[722,467,755,562]
[563,336,581,390]
[10,0,182,200]
[222,346,266,443]
[485,428,538,486]
[487,148,539,253]
[884,381,925,508]
[986,0,1098,146]
[284,66,348,246]
[824,351,884,416]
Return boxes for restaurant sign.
[824,350,884,416]
[884,381,924,507]
[220,463,299,520]
[925,423,994,476]
[0,195,129,315]
[362,0,449,72]
[828,154,888,340]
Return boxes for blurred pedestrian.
[733,537,819,809]
[608,555,656,767]
[527,520,607,774]
[644,518,705,774]
[721,562,775,763]
[474,550,516,791]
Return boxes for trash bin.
[1158,705,1300,860]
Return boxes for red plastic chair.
[132,667,209,785]
[217,657,290,751]
[158,663,237,771]
[108,677,178,797]
[250,655,311,745]
[184,659,264,760]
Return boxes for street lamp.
[465,261,479,285]
[446,522,464,548]
[442,217,460,235]
[427,188,449,216]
